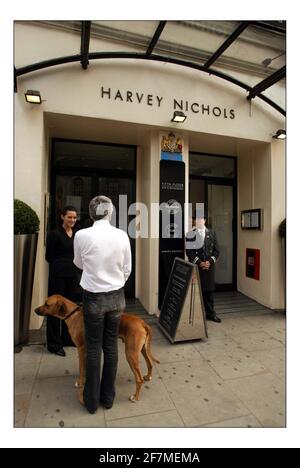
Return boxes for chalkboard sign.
[159,258,207,343]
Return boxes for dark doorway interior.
[189,152,237,291]
[50,138,136,298]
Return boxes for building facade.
[14,21,286,329]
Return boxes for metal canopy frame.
[80,21,91,70]
[247,65,286,99]
[14,20,286,116]
[203,21,250,69]
[146,21,167,56]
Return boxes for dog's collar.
[63,306,81,321]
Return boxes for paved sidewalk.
[15,297,285,428]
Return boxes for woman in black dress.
[46,205,82,356]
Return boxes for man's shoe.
[50,348,66,357]
[103,403,113,409]
[206,314,222,323]
[100,400,113,409]
[86,407,97,414]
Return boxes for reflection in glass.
[55,175,92,227]
[54,141,135,172]
[190,153,235,179]
[208,184,233,285]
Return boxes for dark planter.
[279,219,286,310]
[281,237,286,310]
[281,238,286,281]
[14,233,38,351]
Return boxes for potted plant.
[14,199,40,352]
[279,218,286,240]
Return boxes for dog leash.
[62,305,81,321]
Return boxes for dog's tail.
[143,322,160,364]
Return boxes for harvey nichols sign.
[100,86,236,119]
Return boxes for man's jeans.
[82,288,125,413]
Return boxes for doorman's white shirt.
[196,227,206,236]
[73,219,132,292]
[196,227,216,263]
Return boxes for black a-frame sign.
[158,257,208,343]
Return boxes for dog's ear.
[56,300,67,317]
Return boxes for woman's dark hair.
[61,205,77,216]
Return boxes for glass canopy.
[14,20,286,115]
[156,21,241,64]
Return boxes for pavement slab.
[104,364,175,422]
[14,302,286,429]
[229,331,284,352]
[226,372,285,427]
[107,409,185,427]
[204,414,262,427]
[157,359,250,427]
[14,345,44,395]
[24,375,106,428]
[198,348,267,380]
[249,348,286,381]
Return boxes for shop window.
[72,177,84,196]
[189,153,235,179]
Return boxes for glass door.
[51,139,136,298]
[207,182,235,290]
[98,176,136,297]
[189,152,236,291]
[54,175,93,230]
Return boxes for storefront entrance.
[50,138,136,297]
[189,153,237,291]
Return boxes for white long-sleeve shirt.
[73,219,132,293]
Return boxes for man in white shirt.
[74,195,131,414]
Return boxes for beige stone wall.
[237,141,285,309]
[135,130,190,315]
[270,140,286,309]
[15,94,49,329]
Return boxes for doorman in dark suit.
[185,214,222,323]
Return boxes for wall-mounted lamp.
[171,111,187,123]
[24,90,42,104]
[272,129,286,140]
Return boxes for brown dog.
[35,294,160,403]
